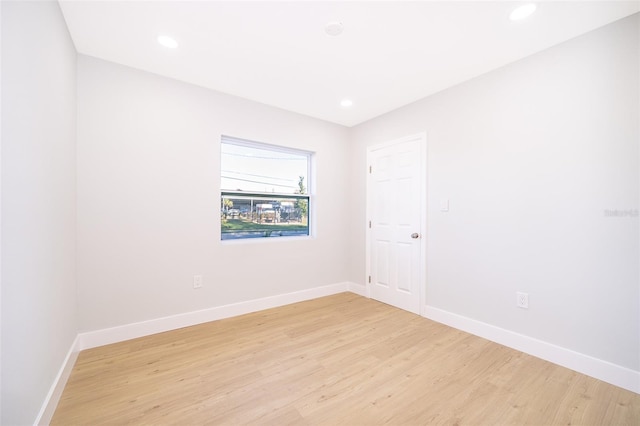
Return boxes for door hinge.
[369,165,372,173]
[369,220,371,228]
[368,275,371,283]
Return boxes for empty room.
[1,0,639,425]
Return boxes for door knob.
[411,233,420,239]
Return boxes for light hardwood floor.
[52,293,639,425]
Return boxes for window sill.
[220,235,314,245]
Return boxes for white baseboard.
[34,335,79,426]
[424,305,640,394]
[77,282,352,351]
[348,282,367,296]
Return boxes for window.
[220,136,312,240]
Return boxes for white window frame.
[220,135,314,242]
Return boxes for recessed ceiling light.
[325,21,344,36]
[157,35,178,49]
[340,99,353,108]
[509,3,537,21]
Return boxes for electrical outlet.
[516,292,529,309]
[193,274,203,289]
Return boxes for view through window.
[221,136,312,240]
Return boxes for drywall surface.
[76,56,351,332]
[1,1,78,424]
[350,14,639,372]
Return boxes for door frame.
[365,132,427,316]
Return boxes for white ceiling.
[59,1,639,127]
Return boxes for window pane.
[221,194,309,240]
[221,142,308,195]
[221,137,312,241]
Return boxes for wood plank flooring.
[52,293,640,425]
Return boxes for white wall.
[350,14,639,373]
[1,3,4,422]
[1,1,78,425]
[76,56,351,332]
[1,3,4,421]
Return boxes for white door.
[367,134,425,315]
